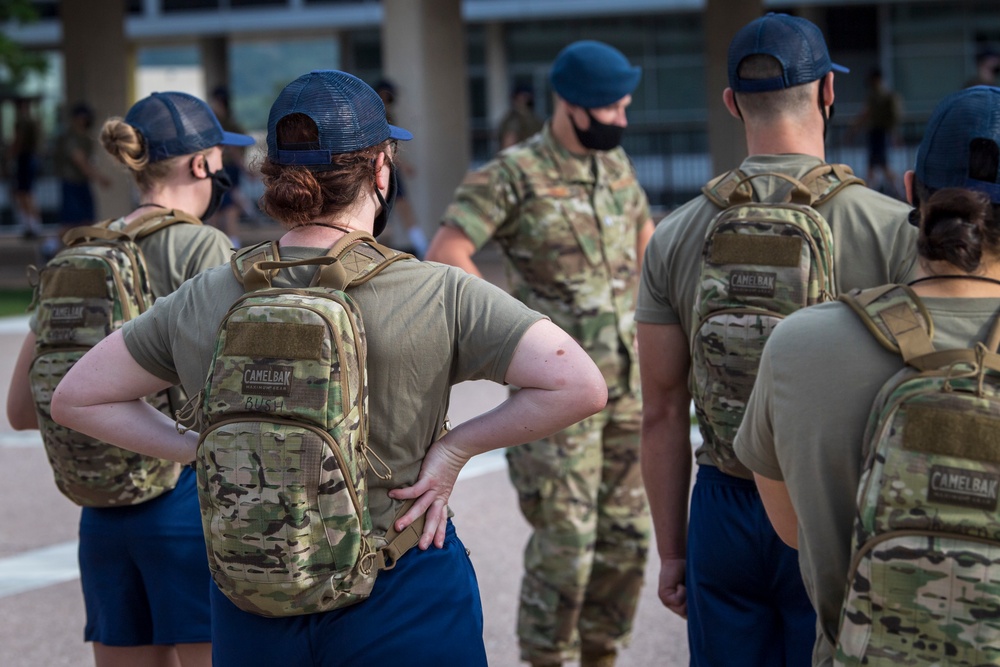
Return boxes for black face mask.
[373,163,397,238]
[191,155,233,220]
[570,108,625,151]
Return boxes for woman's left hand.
[387,437,469,549]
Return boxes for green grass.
[0,289,34,318]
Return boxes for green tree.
[0,0,46,89]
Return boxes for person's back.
[636,13,917,667]
[734,84,1000,666]
[7,91,254,667]
[50,69,608,667]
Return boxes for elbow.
[570,365,608,422]
[7,407,36,431]
[49,389,72,430]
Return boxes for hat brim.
[831,63,850,74]
[389,124,413,141]
[220,130,255,147]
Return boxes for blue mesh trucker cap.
[125,91,254,163]
[728,13,849,93]
[915,85,1000,203]
[267,70,412,167]
[550,40,642,109]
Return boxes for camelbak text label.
[928,465,999,510]
[729,271,776,298]
[242,365,293,396]
[50,304,85,326]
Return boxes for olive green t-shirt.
[122,248,543,534]
[136,221,232,299]
[636,154,919,468]
[733,297,1000,666]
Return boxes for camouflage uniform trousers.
[506,391,650,666]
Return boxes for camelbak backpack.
[835,285,1000,666]
[28,209,198,507]
[690,164,862,477]
[192,231,422,617]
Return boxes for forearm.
[55,397,198,463]
[443,382,604,462]
[51,330,197,463]
[641,409,692,561]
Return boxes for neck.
[909,271,1000,298]
[550,106,591,156]
[744,117,827,160]
[126,184,200,222]
[279,218,373,248]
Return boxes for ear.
[190,152,210,179]
[904,170,915,204]
[822,72,835,107]
[374,151,389,191]
[723,88,740,120]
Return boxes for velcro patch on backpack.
[904,403,1000,463]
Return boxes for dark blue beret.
[550,40,641,108]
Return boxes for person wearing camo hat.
[427,39,655,667]
[735,85,1000,666]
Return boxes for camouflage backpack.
[191,230,421,617]
[690,164,862,476]
[28,209,198,507]
[835,285,1000,666]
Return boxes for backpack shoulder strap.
[839,284,936,362]
[61,219,127,246]
[701,169,750,208]
[230,240,280,285]
[122,208,202,240]
[797,163,865,206]
[326,230,414,288]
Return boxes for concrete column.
[484,22,509,137]
[705,0,764,174]
[60,0,131,219]
[381,0,469,233]
[200,36,229,100]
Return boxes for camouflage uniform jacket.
[441,123,651,398]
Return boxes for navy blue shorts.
[79,468,212,646]
[210,519,488,667]
[686,465,816,667]
[60,181,95,225]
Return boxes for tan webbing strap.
[324,231,413,288]
[986,312,1000,353]
[121,209,202,240]
[376,499,427,571]
[242,256,347,293]
[727,172,815,207]
[61,224,129,246]
[839,285,934,357]
[230,241,278,285]
[701,169,749,208]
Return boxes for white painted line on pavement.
[0,541,79,599]
[0,431,41,448]
[0,315,29,334]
